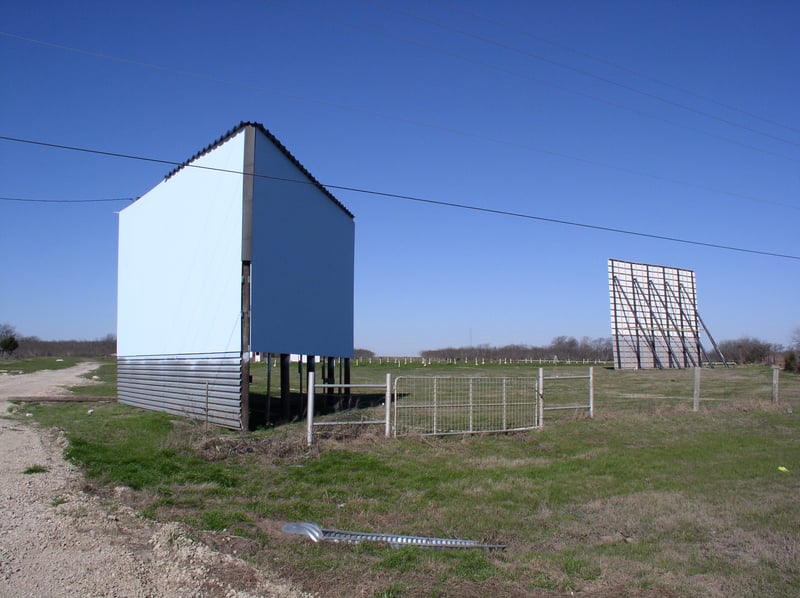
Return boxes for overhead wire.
[272,2,800,165]
[2,30,798,212]
[365,0,800,148]
[429,0,800,137]
[1,133,798,262]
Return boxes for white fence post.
[433,377,438,434]
[538,367,544,429]
[693,367,700,412]
[772,367,779,403]
[468,378,474,433]
[307,371,315,447]
[502,378,507,431]
[385,373,391,437]
[589,366,595,419]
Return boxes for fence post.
[385,373,391,437]
[538,367,544,429]
[693,367,700,412]
[468,378,474,433]
[433,377,438,434]
[772,367,779,403]
[502,378,507,431]
[589,367,594,419]
[307,371,315,447]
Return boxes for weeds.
[23,464,48,474]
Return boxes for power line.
[3,31,798,210]
[276,2,800,165]
[0,195,135,203]
[326,184,800,262]
[366,1,800,148]
[1,133,798,262]
[430,0,800,137]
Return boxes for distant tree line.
[363,327,800,371]
[3,319,799,372]
[717,337,775,366]
[420,336,614,362]
[0,323,115,359]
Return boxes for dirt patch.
[0,363,309,597]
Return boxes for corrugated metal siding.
[118,352,242,429]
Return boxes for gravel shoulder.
[0,363,307,597]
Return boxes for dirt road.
[0,364,307,597]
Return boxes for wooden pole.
[281,353,290,420]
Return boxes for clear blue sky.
[2,0,798,356]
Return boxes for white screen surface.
[117,131,245,356]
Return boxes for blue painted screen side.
[250,131,354,357]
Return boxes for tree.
[792,328,800,352]
[0,323,19,358]
[717,337,773,365]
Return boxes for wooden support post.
[344,358,351,408]
[327,357,335,388]
[266,354,272,425]
[240,261,251,432]
[280,353,290,420]
[327,356,335,409]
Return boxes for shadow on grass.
[248,391,388,430]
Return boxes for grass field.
[252,358,800,428]
[15,360,800,596]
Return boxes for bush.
[785,351,799,373]
[0,332,19,358]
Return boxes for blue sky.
[2,0,798,356]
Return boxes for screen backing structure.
[608,259,724,369]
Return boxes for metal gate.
[393,376,539,436]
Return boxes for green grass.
[27,402,240,492]
[0,356,85,375]
[21,364,800,596]
[69,358,117,396]
[23,464,48,474]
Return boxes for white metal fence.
[306,372,391,446]
[539,367,595,427]
[392,376,539,436]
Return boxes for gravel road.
[0,363,307,597]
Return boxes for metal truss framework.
[608,259,726,370]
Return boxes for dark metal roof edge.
[163,121,353,220]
